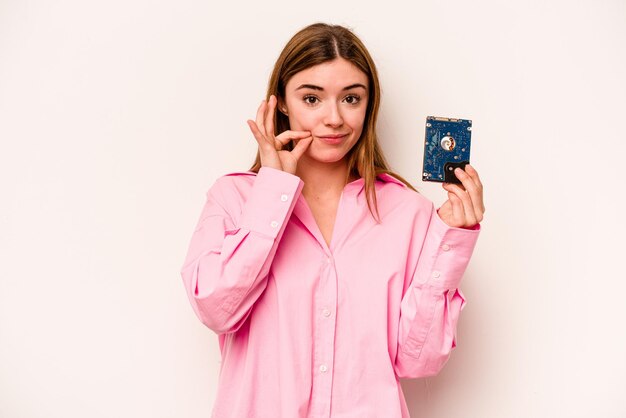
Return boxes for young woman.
[181,22,484,418]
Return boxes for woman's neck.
[296,157,355,200]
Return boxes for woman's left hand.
[437,164,485,229]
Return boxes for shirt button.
[270,221,278,228]
[322,308,331,317]
[319,364,328,373]
[442,244,450,251]
[327,257,332,264]
[432,271,441,278]
[280,194,288,202]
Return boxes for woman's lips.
[317,134,347,145]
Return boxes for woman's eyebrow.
[295,83,367,91]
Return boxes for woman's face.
[282,58,369,165]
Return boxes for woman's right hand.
[246,95,313,175]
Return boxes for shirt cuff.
[239,166,304,239]
[413,207,481,290]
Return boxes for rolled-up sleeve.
[394,206,480,379]
[180,167,304,334]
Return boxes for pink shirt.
[180,166,480,418]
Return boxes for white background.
[1,0,625,417]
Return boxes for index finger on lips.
[274,130,312,146]
[290,135,314,160]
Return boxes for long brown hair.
[248,22,417,222]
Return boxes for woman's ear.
[277,97,288,115]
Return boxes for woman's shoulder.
[215,170,257,188]
[216,168,301,190]
[219,170,256,181]
[209,167,302,203]
[204,170,257,209]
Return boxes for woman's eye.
[344,95,361,105]
[303,95,319,105]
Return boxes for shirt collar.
[375,172,406,187]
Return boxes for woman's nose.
[323,103,343,127]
